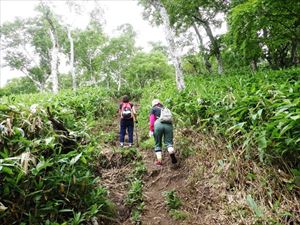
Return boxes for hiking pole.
[135,122,139,147]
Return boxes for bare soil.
[97,132,232,225]
[94,118,300,225]
[137,139,231,225]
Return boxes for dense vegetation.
[1,68,299,224]
[0,0,299,224]
[0,87,116,224]
[137,69,300,223]
[139,69,300,167]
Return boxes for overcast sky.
[0,0,166,87]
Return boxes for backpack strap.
[121,102,133,119]
[121,102,130,110]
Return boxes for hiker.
[119,95,137,147]
[149,99,177,166]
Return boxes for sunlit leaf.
[70,153,82,166]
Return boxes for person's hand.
[149,131,154,137]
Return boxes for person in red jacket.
[119,95,136,147]
[149,99,177,166]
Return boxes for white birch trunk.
[19,68,46,91]
[152,0,185,90]
[49,28,59,93]
[67,28,76,90]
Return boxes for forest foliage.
[0,88,116,224]
[1,0,299,94]
[139,68,300,166]
[0,0,299,224]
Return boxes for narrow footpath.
[91,98,300,225]
[94,113,232,225]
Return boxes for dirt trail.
[99,149,132,223]
[137,136,231,225]
[96,135,230,224]
[95,116,189,224]
[94,104,300,225]
[139,150,186,225]
[95,109,230,225]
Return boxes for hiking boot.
[170,153,177,164]
[128,143,133,147]
[155,160,162,166]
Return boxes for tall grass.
[0,87,116,224]
[138,68,300,167]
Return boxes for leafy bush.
[0,86,116,224]
[126,177,144,223]
[138,68,300,166]
[0,149,114,224]
[163,190,182,210]
[0,77,38,97]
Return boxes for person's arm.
[149,113,155,137]
[149,114,155,132]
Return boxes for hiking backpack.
[159,107,172,123]
[121,102,133,119]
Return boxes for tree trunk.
[152,0,185,90]
[49,28,59,93]
[291,39,299,66]
[67,28,76,90]
[28,76,45,92]
[192,24,212,73]
[19,67,47,92]
[43,5,60,93]
[262,28,276,69]
[88,57,97,84]
[200,20,223,75]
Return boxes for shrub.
[138,68,300,166]
[0,86,116,224]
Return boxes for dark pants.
[120,119,134,144]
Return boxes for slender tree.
[101,24,137,91]
[65,0,83,90]
[67,28,76,90]
[161,0,228,74]
[73,20,107,86]
[192,23,212,73]
[1,18,51,91]
[38,3,61,93]
[140,0,185,90]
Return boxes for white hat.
[152,99,160,107]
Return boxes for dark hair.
[122,95,129,103]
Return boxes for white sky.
[0,0,166,87]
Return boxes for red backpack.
[121,102,133,119]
